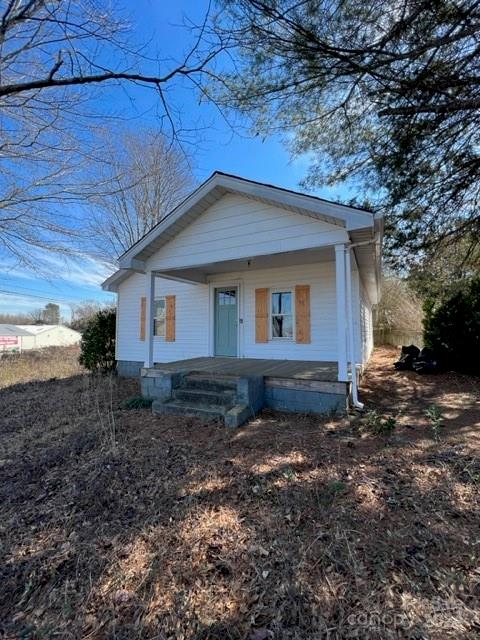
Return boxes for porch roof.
[149,244,336,285]
[103,234,381,304]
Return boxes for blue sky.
[1,0,354,320]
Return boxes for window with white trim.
[271,290,294,338]
[154,297,166,337]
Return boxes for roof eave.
[101,269,132,292]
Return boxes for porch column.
[144,271,155,368]
[335,244,348,381]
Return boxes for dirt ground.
[0,347,479,639]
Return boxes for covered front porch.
[140,241,364,385]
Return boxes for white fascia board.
[101,269,132,292]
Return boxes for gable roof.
[0,324,34,336]
[117,171,377,269]
[103,172,383,301]
[17,325,61,334]
[0,324,66,336]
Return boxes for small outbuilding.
[0,324,81,353]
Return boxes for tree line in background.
[0,303,60,325]
[0,300,113,331]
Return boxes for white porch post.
[335,244,348,381]
[144,271,155,368]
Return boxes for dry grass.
[0,346,83,389]
[0,347,479,639]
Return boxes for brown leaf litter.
[0,347,479,639]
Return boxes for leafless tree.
[70,299,112,332]
[0,0,225,270]
[0,312,34,324]
[374,276,424,341]
[28,308,44,324]
[86,129,196,264]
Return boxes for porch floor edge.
[149,356,340,383]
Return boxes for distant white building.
[0,324,81,353]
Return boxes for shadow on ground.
[0,348,479,639]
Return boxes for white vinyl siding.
[152,279,209,361]
[116,261,348,364]
[116,272,147,362]
[116,272,210,362]
[146,193,348,271]
[360,288,374,363]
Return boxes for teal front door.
[214,287,238,356]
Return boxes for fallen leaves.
[0,347,479,638]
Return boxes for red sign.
[0,336,18,345]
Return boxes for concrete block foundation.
[264,386,347,415]
[116,358,351,426]
[117,360,144,378]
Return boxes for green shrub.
[423,277,480,373]
[79,308,116,373]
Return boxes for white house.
[0,324,81,353]
[103,172,382,425]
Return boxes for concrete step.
[173,387,236,406]
[152,399,228,422]
[181,373,238,393]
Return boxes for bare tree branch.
[0,0,226,271]
[84,128,196,265]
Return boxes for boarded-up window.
[255,288,269,343]
[295,285,311,344]
[139,296,146,341]
[165,295,176,342]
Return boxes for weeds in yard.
[319,479,346,507]
[122,396,153,410]
[327,479,346,495]
[327,404,339,418]
[426,404,444,441]
[93,373,118,454]
[1,347,479,639]
[0,346,82,388]
[281,466,296,482]
[361,410,397,436]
